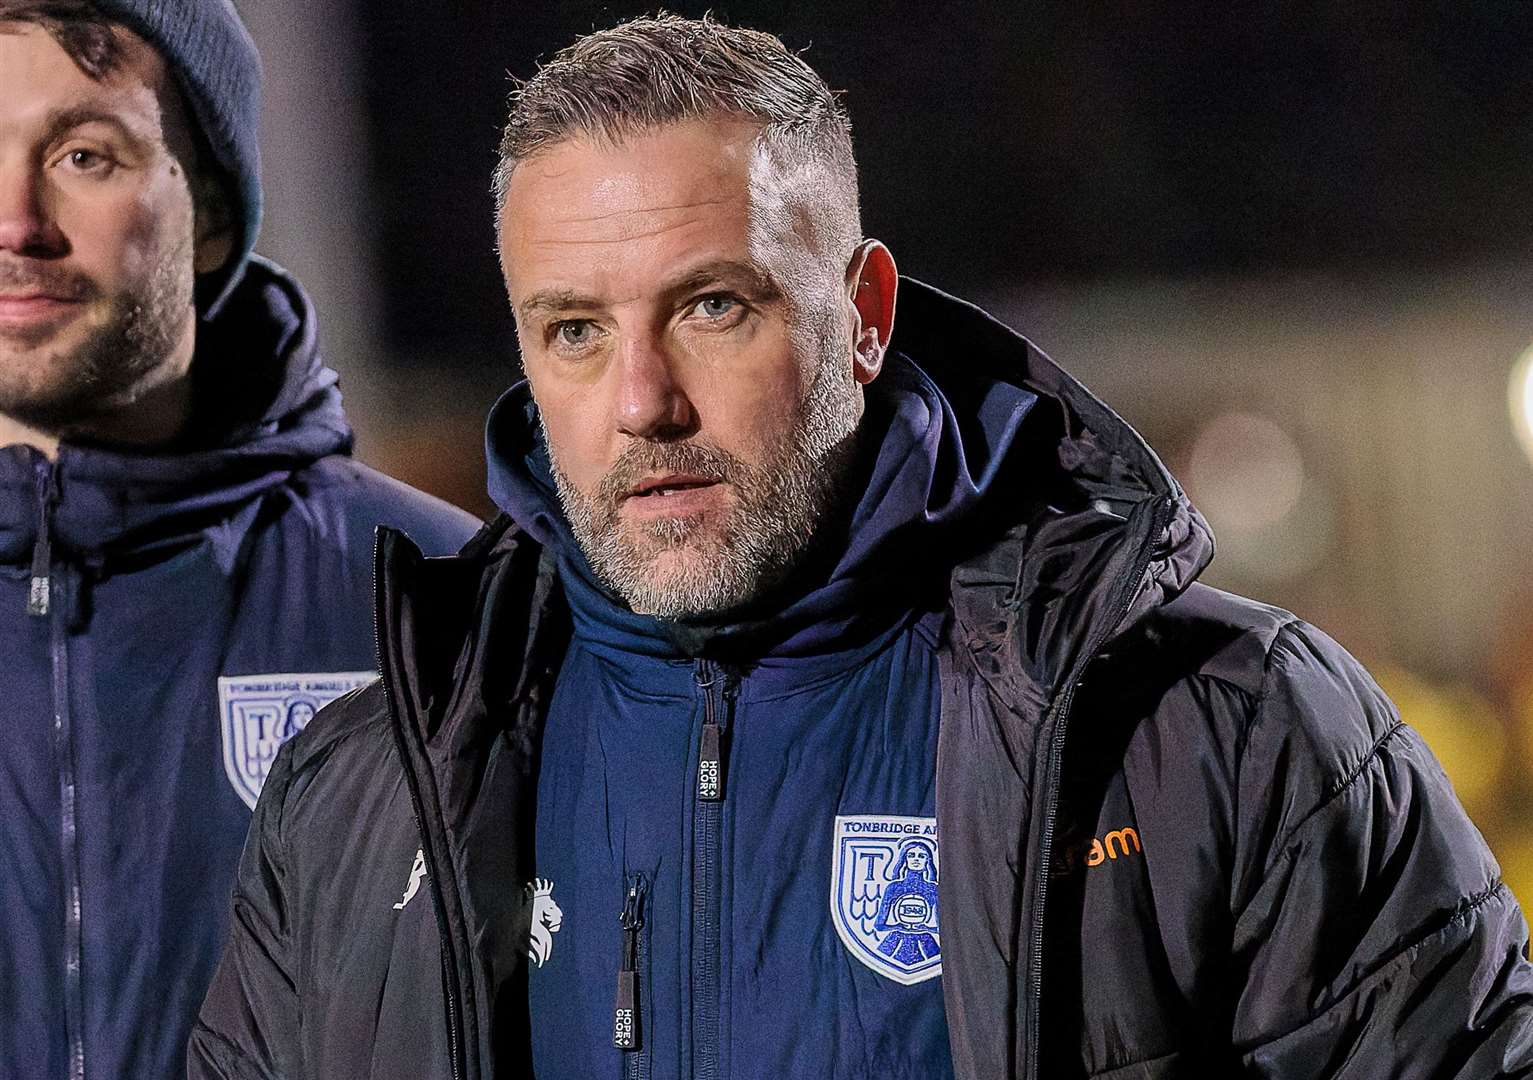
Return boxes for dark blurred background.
[242,2,1533,895]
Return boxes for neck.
[0,375,195,458]
[0,414,60,458]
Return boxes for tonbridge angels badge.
[831,815,942,985]
[218,671,376,810]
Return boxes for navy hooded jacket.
[485,354,1037,1079]
[0,258,479,1080]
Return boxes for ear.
[843,239,897,386]
[192,176,236,275]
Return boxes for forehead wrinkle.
[1,73,159,137]
[526,198,747,250]
[526,219,718,249]
[550,197,733,226]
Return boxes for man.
[0,2,478,1077]
[192,14,1533,1079]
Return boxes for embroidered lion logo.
[527,878,564,968]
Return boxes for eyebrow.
[518,259,782,322]
[518,287,594,320]
[43,105,148,149]
[664,259,780,306]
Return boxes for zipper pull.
[695,661,731,801]
[698,721,722,801]
[27,459,56,617]
[614,882,642,1051]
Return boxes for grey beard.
[546,356,861,619]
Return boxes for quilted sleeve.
[1230,622,1533,1077]
[186,738,304,1080]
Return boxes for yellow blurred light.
[1374,665,1508,812]
[1507,342,1533,466]
[1490,826,1533,913]
[1507,673,1533,775]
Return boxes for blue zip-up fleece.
[487,354,1037,1080]
[0,258,479,1080]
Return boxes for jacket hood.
[0,256,352,564]
[483,340,1039,661]
[893,280,1215,703]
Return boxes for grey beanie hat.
[92,0,263,316]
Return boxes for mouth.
[615,473,728,520]
[0,292,82,326]
[623,473,721,501]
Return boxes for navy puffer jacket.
[0,257,479,1080]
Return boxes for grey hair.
[492,12,861,262]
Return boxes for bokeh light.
[1183,412,1332,583]
[1509,342,1533,468]
[1186,413,1305,533]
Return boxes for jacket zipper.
[31,457,85,1080]
[27,457,55,617]
[372,531,467,1080]
[616,873,650,1079]
[691,660,733,1080]
[53,563,86,1080]
[1022,495,1173,1079]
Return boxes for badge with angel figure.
[831,815,942,984]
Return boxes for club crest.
[831,815,941,985]
[217,672,376,810]
[526,879,564,968]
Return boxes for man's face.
[0,21,213,436]
[498,119,866,618]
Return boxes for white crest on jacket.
[831,815,943,985]
[393,849,427,911]
[217,671,376,809]
[527,879,564,968]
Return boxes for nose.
[615,333,695,441]
[0,160,64,257]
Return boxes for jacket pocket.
[615,872,651,1080]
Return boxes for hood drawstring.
[27,458,57,617]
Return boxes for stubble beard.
[0,229,193,435]
[547,344,862,620]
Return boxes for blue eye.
[693,296,737,320]
[555,321,596,347]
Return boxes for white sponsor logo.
[217,672,375,809]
